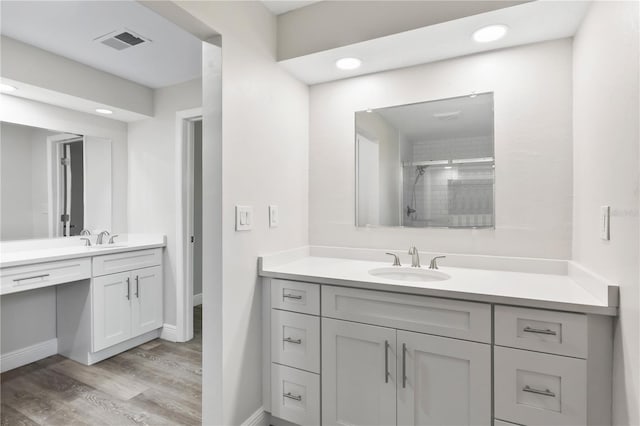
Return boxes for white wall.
[175,2,310,424]
[309,38,573,259]
[127,78,202,327]
[572,2,640,425]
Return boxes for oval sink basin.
[369,267,450,282]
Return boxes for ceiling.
[279,1,590,84]
[262,0,322,15]
[0,0,202,89]
[373,93,493,141]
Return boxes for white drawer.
[494,346,587,426]
[322,285,491,343]
[1,258,91,295]
[271,279,320,315]
[92,248,162,277]
[495,305,588,358]
[272,310,320,373]
[271,363,320,426]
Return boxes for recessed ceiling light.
[473,24,508,43]
[0,83,17,92]
[336,57,362,70]
[95,108,113,115]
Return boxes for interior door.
[131,266,163,336]
[322,318,397,426]
[397,330,491,426]
[92,271,132,351]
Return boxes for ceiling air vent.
[95,29,150,51]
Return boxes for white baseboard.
[1,338,58,373]
[193,292,202,307]
[160,323,178,342]
[242,408,269,426]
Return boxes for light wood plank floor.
[1,306,202,426]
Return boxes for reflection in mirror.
[0,121,112,241]
[356,93,495,229]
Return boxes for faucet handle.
[385,252,402,267]
[429,256,446,270]
[80,229,91,236]
[408,246,417,255]
[80,237,92,247]
[108,235,119,244]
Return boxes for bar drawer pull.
[523,326,557,336]
[283,337,302,344]
[283,392,302,401]
[283,293,303,300]
[402,343,407,388]
[523,385,556,397]
[384,340,390,383]
[13,273,50,283]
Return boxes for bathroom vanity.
[259,250,618,426]
[0,235,165,370]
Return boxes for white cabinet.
[322,318,397,426]
[93,266,162,352]
[397,330,491,426]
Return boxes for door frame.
[175,107,203,342]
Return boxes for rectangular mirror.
[356,93,495,228]
[0,121,112,241]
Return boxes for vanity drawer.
[92,248,162,277]
[271,363,320,426]
[322,285,491,343]
[1,258,91,295]
[495,306,588,358]
[494,346,587,426]
[271,279,320,315]
[272,310,320,373]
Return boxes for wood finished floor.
[1,306,202,426]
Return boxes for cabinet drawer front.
[271,363,320,426]
[271,279,319,315]
[272,310,320,373]
[322,285,491,343]
[494,347,587,426]
[93,249,162,277]
[1,258,91,295]
[495,306,588,358]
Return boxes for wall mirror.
[0,121,112,241]
[355,93,495,229]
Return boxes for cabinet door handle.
[384,340,390,383]
[522,385,556,397]
[13,273,50,283]
[283,293,302,300]
[283,392,302,401]
[523,326,557,336]
[402,343,407,388]
[283,337,302,344]
[126,277,130,300]
[135,276,140,298]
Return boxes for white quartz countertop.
[259,256,617,316]
[0,235,166,268]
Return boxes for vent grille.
[95,29,150,51]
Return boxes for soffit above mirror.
[279,1,590,85]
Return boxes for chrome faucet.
[80,229,91,236]
[429,256,446,270]
[80,237,92,247]
[96,231,110,245]
[385,252,402,266]
[408,246,420,267]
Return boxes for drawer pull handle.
[523,385,556,397]
[283,392,302,401]
[126,277,131,300]
[283,337,302,344]
[523,326,557,336]
[402,343,407,388]
[283,293,302,300]
[384,340,390,383]
[13,273,50,283]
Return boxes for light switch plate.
[600,205,610,240]
[236,205,253,231]
[269,205,279,228]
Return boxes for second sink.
[369,267,450,282]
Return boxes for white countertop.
[0,234,166,268]
[259,255,618,316]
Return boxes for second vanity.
[259,250,618,426]
[0,234,165,369]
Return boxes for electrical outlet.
[269,205,279,228]
[600,205,610,240]
[235,205,253,231]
